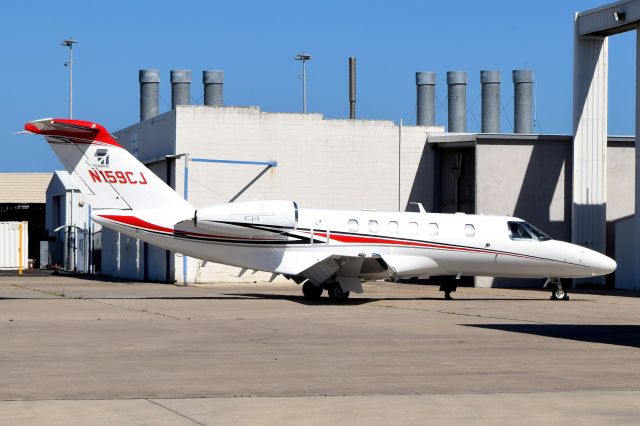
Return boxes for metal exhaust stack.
[139,69,160,121]
[480,70,500,133]
[170,70,192,109]
[513,69,534,133]
[349,57,356,119]
[416,72,436,126]
[203,70,224,107]
[447,71,467,132]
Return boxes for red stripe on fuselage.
[310,231,535,259]
[98,215,293,241]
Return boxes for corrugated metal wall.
[0,174,52,203]
[0,222,28,269]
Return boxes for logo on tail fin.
[94,149,109,167]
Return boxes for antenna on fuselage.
[409,202,427,213]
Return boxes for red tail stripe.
[25,119,122,148]
[98,215,173,233]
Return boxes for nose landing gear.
[544,278,569,301]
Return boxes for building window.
[408,222,419,234]
[368,220,379,233]
[428,223,439,236]
[348,219,359,232]
[464,224,475,237]
[388,221,399,234]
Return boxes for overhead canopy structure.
[573,0,640,288]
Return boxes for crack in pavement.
[146,399,206,425]
[10,284,182,321]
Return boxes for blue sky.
[1,0,636,172]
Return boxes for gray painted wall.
[475,135,634,288]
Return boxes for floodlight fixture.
[613,11,626,22]
[294,52,311,113]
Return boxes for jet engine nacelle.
[193,200,298,238]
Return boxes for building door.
[439,147,475,214]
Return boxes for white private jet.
[25,118,617,301]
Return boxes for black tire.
[327,284,350,302]
[550,287,568,301]
[302,281,323,300]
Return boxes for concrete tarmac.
[1,275,639,425]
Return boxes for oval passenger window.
[348,219,359,232]
[408,222,419,234]
[368,220,379,233]
[388,221,399,234]
[464,224,475,237]
[428,223,439,236]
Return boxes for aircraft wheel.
[550,287,569,301]
[302,281,323,300]
[327,283,350,302]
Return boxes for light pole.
[61,38,78,119]
[295,53,311,113]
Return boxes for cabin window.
[388,221,399,234]
[408,222,419,234]
[464,224,475,237]
[368,220,379,233]
[348,219,359,232]
[508,221,533,240]
[428,223,439,236]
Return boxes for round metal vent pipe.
[170,70,192,109]
[416,72,436,126]
[203,70,224,107]
[480,70,500,133]
[513,69,534,133]
[447,71,467,132]
[139,69,160,121]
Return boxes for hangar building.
[0,173,52,268]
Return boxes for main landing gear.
[301,281,350,302]
[544,277,569,301]
[302,281,323,300]
[439,278,458,300]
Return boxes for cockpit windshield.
[522,222,551,241]
[508,221,551,241]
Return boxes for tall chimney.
[447,71,467,132]
[513,69,534,133]
[203,70,224,107]
[349,57,356,119]
[416,72,436,126]
[170,70,192,109]
[480,70,500,133]
[139,69,160,121]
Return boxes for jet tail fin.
[25,118,193,216]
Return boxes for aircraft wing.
[277,253,391,293]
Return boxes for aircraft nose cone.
[586,251,617,276]
[600,255,617,275]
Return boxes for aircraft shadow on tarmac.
[0,294,542,303]
[227,293,544,305]
[467,324,640,349]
